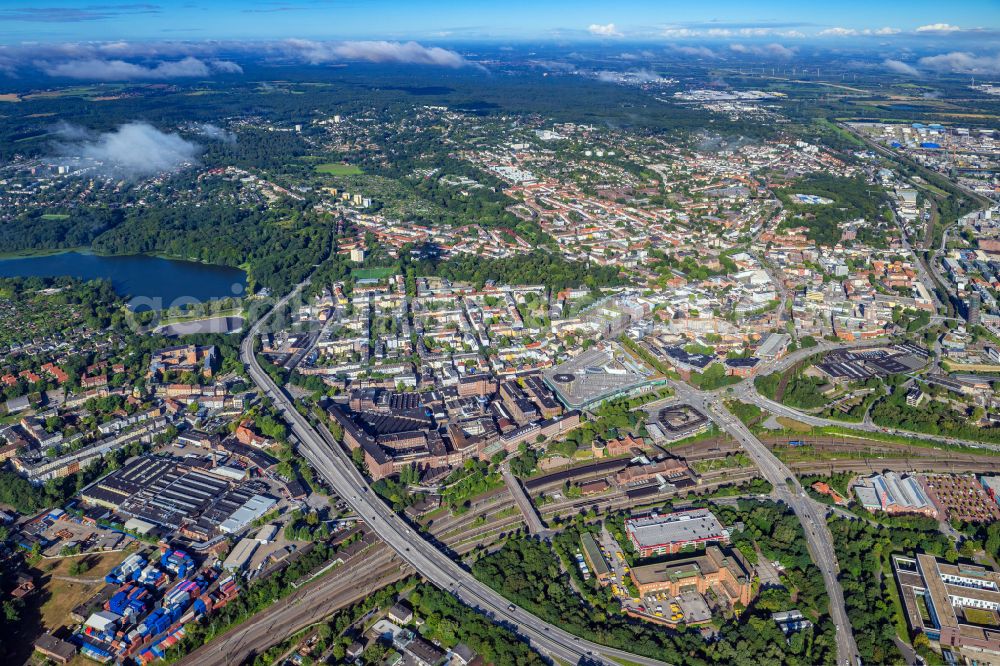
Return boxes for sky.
[0,0,997,43]
[0,0,998,81]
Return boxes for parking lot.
[19,510,135,558]
[590,525,718,627]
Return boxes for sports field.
[315,163,363,175]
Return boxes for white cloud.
[282,39,476,68]
[52,122,201,177]
[658,24,905,39]
[818,27,858,36]
[663,26,806,39]
[661,27,698,38]
[729,43,796,59]
[529,59,576,72]
[916,23,962,33]
[4,40,480,77]
[0,54,16,77]
[195,123,236,144]
[883,59,920,76]
[918,51,1000,74]
[822,26,901,36]
[669,45,718,58]
[617,50,655,61]
[39,56,239,80]
[208,59,243,74]
[588,23,623,37]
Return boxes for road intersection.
[236,267,986,666]
[668,381,860,666]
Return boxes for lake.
[0,251,246,311]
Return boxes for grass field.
[40,213,70,220]
[32,549,131,634]
[315,163,363,175]
[776,416,813,432]
[351,266,396,280]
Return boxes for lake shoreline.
[0,251,247,312]
[0,245,241,270]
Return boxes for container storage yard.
[72,546,241,664]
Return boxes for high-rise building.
[968,292,981,326]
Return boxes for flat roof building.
[223,537,259,571]
[34,634,77,664]
[219,494,277,534]
[625,509,729,558]
[543,345,656,410]
[629,545,754,609]
[580,532,612,584]
[653,404,710,443]
[756,333,791,359]
[254,524,278,544]
[894,553,1000,663]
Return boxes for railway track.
[788,457,1000,476]
[180,507,533,666]
[183,440,1000,664]
[178,547,408,666]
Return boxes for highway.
[240,280,671,666]
[668,381,860,666]
[235,268,955,666]
[730,380,1000,454]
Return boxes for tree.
[2,598,22,622]
[69,558,92,576]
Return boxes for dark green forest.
[775,174,890,247]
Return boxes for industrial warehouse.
[80,455,277,540]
